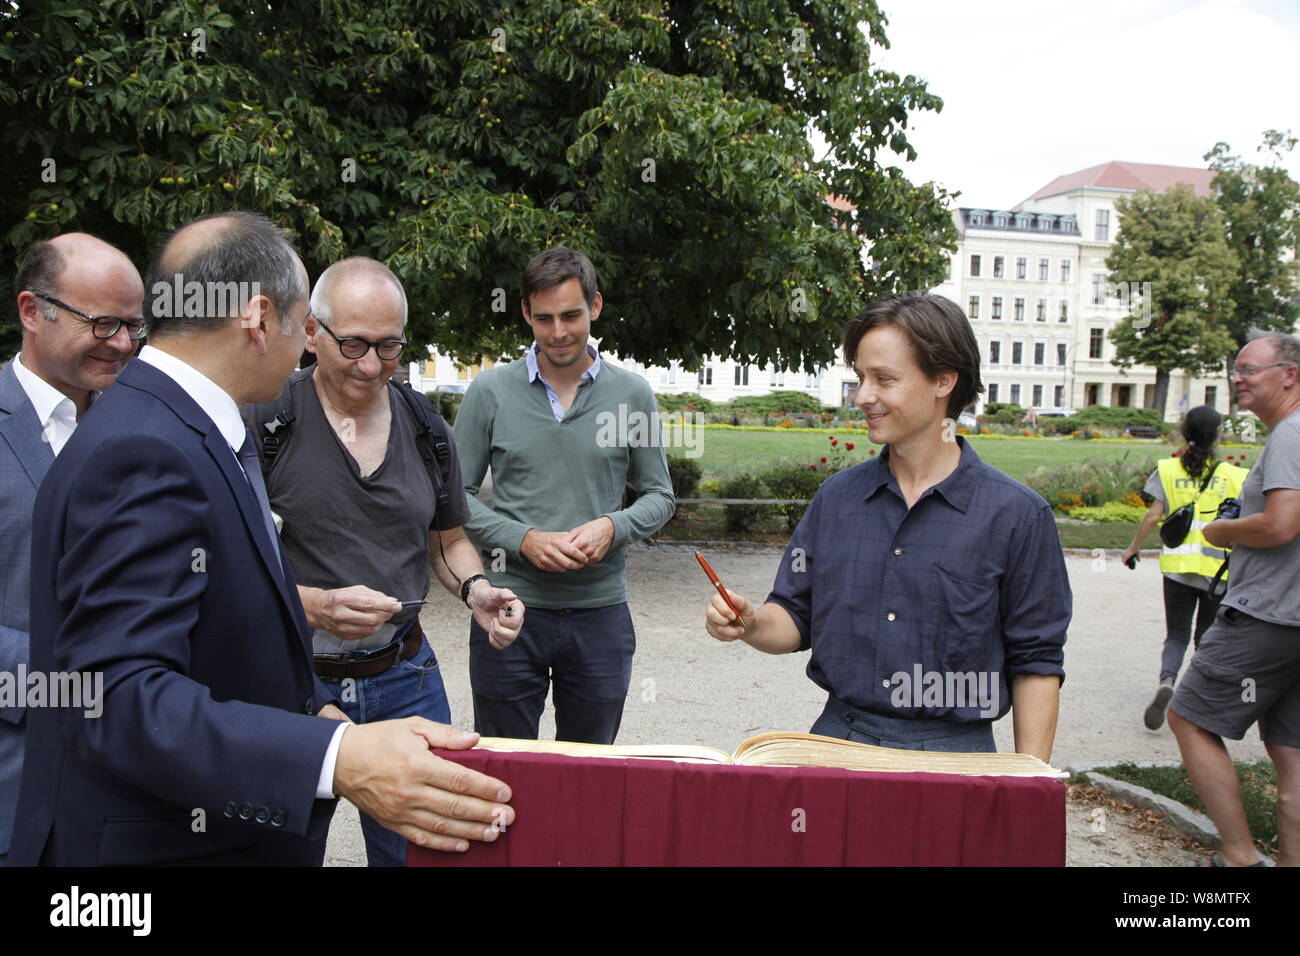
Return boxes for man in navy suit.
[0,233,143,865]
[10,212,515,865]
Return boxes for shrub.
[1023,454,1158,514]
[658,392,715,414]
[981,402,1026,425]
[724,390,827,415]
[759,462,824,529]
[666,455,703,500]
[720,473,773,532]
[425,391,463,424]
[1070,502,1148,523]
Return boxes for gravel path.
[326,546,1259,866]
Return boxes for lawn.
[670,427,1184,483]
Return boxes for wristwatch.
[460,573,489,608]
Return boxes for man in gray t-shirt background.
[248,257,523,867]
[1169,331,1300,867]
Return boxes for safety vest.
[1157,457,1249,578]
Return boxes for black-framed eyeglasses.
[315,318,406,361]
[29,291,147,340]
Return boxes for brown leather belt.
[313,622,425,682]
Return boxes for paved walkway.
[326,547,1262,866]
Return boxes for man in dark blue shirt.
[705,293,1069,760]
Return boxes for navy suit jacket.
[9,358,340,866]
[0,357,55,859]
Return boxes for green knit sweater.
[453,358,675,609]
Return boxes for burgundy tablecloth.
[409,748,1065,866]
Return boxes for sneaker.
[1144,679,1175,730]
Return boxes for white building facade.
[409,161,1235,421]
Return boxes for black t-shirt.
[257,368,469,652]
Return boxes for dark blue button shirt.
[766,437,1070,723]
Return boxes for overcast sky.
[866,0,1300,209]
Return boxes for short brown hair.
[522,245,597,310]
[841,292,984,419]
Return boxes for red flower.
[808,465,817,471]
[820,457,828,463]
[868,449,876,456]
[831,439,838,446]
[828,436,835,441]
[845,442,855,450]
[1171,452,1178,457]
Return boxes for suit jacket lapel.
[117,361,301,623]
[0,359,56,489]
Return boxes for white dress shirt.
[138,346,347,799]
[11,353,83,455]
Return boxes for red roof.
[1015,161,1215,209]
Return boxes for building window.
[993,212,1008,227]
[1014,297,1025,321]
[1057,343,1067,366]
[993,256,1005,278]
[970,254,981,277]
[1016,256,1027,280]
[1034,342,1045,365]
[945,258,952,281]
[987,383,1000,403]
[1054,385,1065,408]
[734,365,749,386]
[806,372,819,388]
[1010,384,1021,405]
[1095,209,1110,242]
[1092,274,1106,305]
[1206,385,1218,408]
[991,296,1003,320]
[1032,384,1043,407]
[1011,342,1023,365]
[970,210,986,226]
[1059,300,1069,322]
[770,368,785,387]
[968,295,980,320]
[989,341,1001,364]
[1036,299,1047,322]
[1060,259,1071,283]
[698,366,713,386]
[1038,258,1050,281]
[1089,328,1103,359]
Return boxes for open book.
[475,732,1067,779]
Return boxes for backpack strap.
[391,380,453,512]
[249,369,311,476]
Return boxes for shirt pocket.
[924,568,999,673]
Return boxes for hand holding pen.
[697,551,755,642]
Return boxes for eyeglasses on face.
[29,291,147,340]
[1232,362,1296,379]
[315,318,405,361]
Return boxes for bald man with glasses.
[1,233,144,865]
[1169,331,1300,867]
[244,256,523,867]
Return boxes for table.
[408,748,1066,866]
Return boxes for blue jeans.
[333,638,450,867]
[810,695,996,752]
[469,603,635,745]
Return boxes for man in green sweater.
[454,246,675,743]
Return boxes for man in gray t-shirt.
[246,258,524,867]
[1168,332,1300,867]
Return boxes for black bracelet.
[460,573,488,608]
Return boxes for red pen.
[695,551,748,630]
